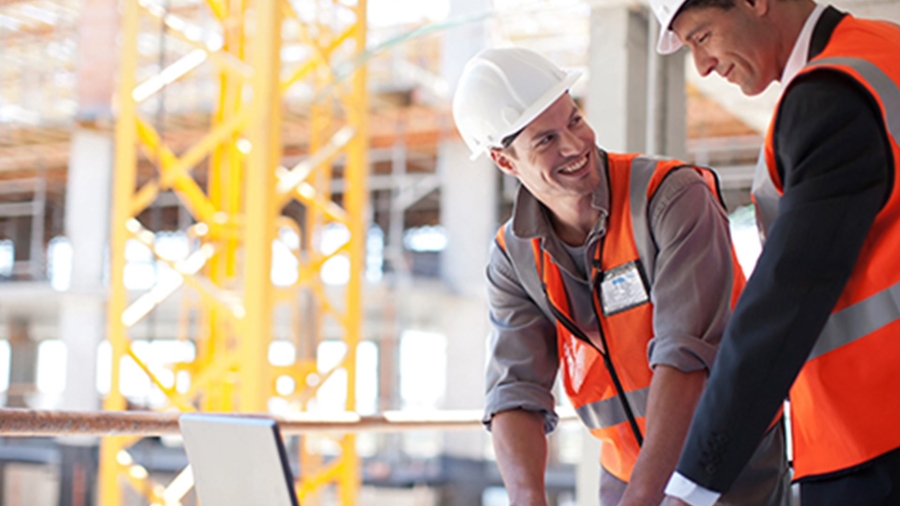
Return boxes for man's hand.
[491,409,549,506]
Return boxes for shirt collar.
[781,3,827,86]
[510,147,609,241]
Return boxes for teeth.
[559,155,588,174]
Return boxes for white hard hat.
[452,48,583,160]
[649,0,690,54]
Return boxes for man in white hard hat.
[453,47,790,505]
[649,0,900,505]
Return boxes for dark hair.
[501,128,524,149]
[674,0,735,25]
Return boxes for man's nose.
[693,49,717,77]
[559,128,584,154]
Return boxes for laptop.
[179,414,300,506]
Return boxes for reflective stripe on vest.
[811,279,900,361]
[629,157,660,286]
[751,144,780,241]
[812,57,900,140]
[577,386,650,430]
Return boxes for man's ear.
[490,148,517,176]
[744,0,769,16]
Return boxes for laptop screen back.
[179,414,300,506]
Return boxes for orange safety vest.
[497,153,745,482]
[753,15,900,480]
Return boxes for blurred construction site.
[0,0,896,504]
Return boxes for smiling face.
[671,0,780,96]
[489,94,598,209]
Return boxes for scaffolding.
[100,0,368,503]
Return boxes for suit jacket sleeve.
[675,71,893,491]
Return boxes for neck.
[774,0,818,77]
[548,196,601,246]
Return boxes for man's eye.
[570,116,582,126]
[537,135,554,147]
[697,33,710,44]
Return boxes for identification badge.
[600,261,650,316]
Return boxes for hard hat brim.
[657,29,684,55]
[469,69,584,161]
[653,0,688,54]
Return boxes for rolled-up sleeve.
[646,169,736,373]
[484,238,560,433]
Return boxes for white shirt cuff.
[664,472,721,506]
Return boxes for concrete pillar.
[376,299,398,413]
[576,433,601,506]
[439,293,490,459]
[439,0,492,298]
[6,318,38,408]
[438,0,493,462]
[30,175,47,280]
[587,4,648,153]
[437,141,494,459]
[645,18,688,159]
[60,130,112,414]
[65,132,113,295]
[55,0,118,501]
[660,45,687,160]
[438,141,496,297]
[55,127,112,506]
[9,219,31,280]
[586,4,686,159]
[59,0,117,413]
[58,294,106,413]
[434,103,496,464]
[440,0,489,91]
[380,126,406,458]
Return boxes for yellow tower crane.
[99,0,368,502]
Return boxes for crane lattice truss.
[99,0,368,503]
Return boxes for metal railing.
[0,407,580,437]
[0,408,548,437]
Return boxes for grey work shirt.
[483,150,790,504]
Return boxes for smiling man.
[452,48,790,506]
[650,0,900,505]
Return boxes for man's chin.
[738,78,775,97]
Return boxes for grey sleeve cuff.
[483,382,559,434]
[648,334,718,373]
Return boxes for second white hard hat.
[649,0,690,54]
[452,48,582,160]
